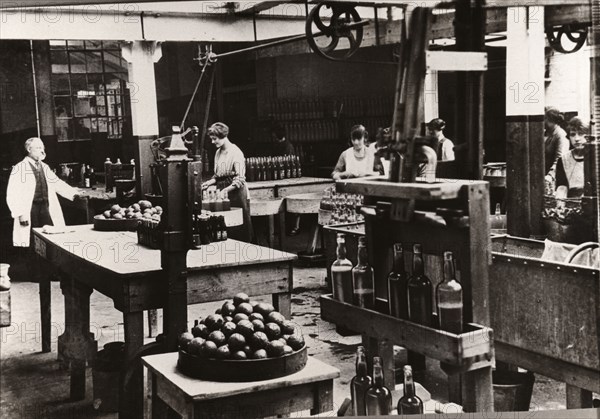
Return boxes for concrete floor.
[0,225,588,418]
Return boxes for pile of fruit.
[96,200,163,221]
[179,293,305,360]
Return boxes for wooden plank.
[39,273,52,352]
[566,385,593,409]
[495,341,600,393]
[462,366,494,413]
[142,354,340,401]
[278,183,333,198]
[506,117,531,237]
[336,177,488,201]
[311,380,334,415]
[528,115,545,236]
[426,51,487,71]
[320,295,493,367]
[121,311,145,419]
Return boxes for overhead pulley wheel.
[545,24,588,54]
[306,2,365,61]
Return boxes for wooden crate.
[321,295,493,371]
[490,235,600,393]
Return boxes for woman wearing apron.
[201,122,253,242]
[555,117,588,204]
[332,125,381,180]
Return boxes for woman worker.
[555,117,588,203]
[544,107,570,176]
[201,122,253,242]
[332,125,381,180]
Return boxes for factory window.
[49,40,129,142]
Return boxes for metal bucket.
[92,342,124,412]
[493,370,535,412]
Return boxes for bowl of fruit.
[93,200,162,231]
[177,293,307,382]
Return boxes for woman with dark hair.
[332,125,381,180]
[544,107,570,176]
[427,118,455,161]
[555,117,588,203]
[201,122,253,242]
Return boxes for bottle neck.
[443,258,455,283]
[412,252,424,276]
[356,355,368,377]
[336,241,347,260]
[373,365,384,387]
[392,247,405,273]
[357,245,368,266]
[404,372,416,396]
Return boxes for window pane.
[56,118,73,142]
[50,50,69,73]
[50,40,67,50]
[86,51,103,73]
[102,40,120,50]
[87,73,104,93]
[85,40,102,50]
[95,95,107,116]
[104,50,127,73]
[73,96,92,117]
[66,40,84,49]
[98,118,108,133]
[51,74,70,95]
[70,74,87,92]
[73,118,91,139]
[54,97,72,117]
[69,51,87,73]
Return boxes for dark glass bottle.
[365,357,392,416]
[350,346,372,416]
[257,158,264,182]
[397,365,423,414]
[296,156,302,177]
[104,157,112,192]
[388,243,408,319]
[436,251,463,334]
[273,157,279,181]
[222,192,231,211]
[285,156,291,179]
[219,216,228,241]
[214,190,224,212]
[83,165,91,188]
[352,237,374,309]
[407,244,433,327]
[89,166,96,188]
[248,158,255,182]
[266,157,273,181]
[291,156,298,178]
[331,233,353,304]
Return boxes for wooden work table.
[33,225,297,418]
[247,176,333,200]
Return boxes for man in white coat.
[6,137,79,248]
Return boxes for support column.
[424,70,439,123]
[121,41,162,197]
[505,7,545,238]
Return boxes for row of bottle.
[246,155,302,182]
[201,188,231,212]
[265,97,394,121]
[191,213,227,248]
[104,158,134,192]
[278,120,339,143]
[351,347,422,416]
[320,188,365,225]
[331,235,464,334]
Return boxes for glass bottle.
[388,243,408,319]
[83,165,91,188]
[331,233,354,304]
[221,190,231,211]
[352,237,374,309]
[407,244,433,326]
[436,251,463,334]
[351,346,372,416]
[365,357,392,416]
[296,155,302,177]
[397,365,423,414]
[280,157,286,180]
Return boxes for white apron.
[6,157,77,247]
[343,147,375,178]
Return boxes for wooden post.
[505,6,546,237]
[121,41,163,197]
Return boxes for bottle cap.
[444,251,453,260]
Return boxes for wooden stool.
[142,353,340,419]
[250,199,285,250]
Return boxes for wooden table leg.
[268,214,276,249]
[278,210,286,250]
[462,366,494,413]
[566,384,593,409]
[378,339,395,389]
[39,272,52,353]
[272,293,291,318]
[310,380,334,415]
[120,311,145,419]
[58,277,97,401]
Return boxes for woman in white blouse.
[332,125,381,180]
[201,122,253,242]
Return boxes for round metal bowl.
[177,345,307,382]
[93,215,140,231]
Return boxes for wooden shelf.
[336,176,489,201]
[320,295,493,372]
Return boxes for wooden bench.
[142,353,340,419]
